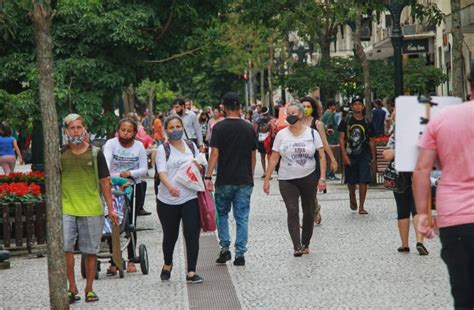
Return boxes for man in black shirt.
[338,98,376,215]
[205,92,257,266]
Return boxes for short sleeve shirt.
[272,127,323,180]
[156,141,199,205]
[338,116,374,158]
[418,101,474,228]
[210,118,258,186]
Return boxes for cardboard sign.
[395,96,462,172]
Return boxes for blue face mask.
[168,129,184,141]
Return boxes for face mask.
[168,129,184,140]
[286,115,299,125]
[66,130,86,145]
[118,136,134,146]
[303,107,313,117]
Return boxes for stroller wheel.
[139,244,149,275]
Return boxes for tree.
[451,0,464,98]
[29,0,68,308]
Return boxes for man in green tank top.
[61,114,118,303]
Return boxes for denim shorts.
[63,214,104,254]
[344,153,372,185]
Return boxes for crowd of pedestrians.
[9,68,469,308]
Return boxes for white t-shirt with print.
[156,141,199,205]
[272,127,323,180]
[103,137,148,180]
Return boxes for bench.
[0,202,47,253]
[375,145,390,184]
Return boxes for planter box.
[0,202,46,253]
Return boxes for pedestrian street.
[0,165,452,309]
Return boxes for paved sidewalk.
[0,164,452,308]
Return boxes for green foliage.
[404,58,448,95]
[137,78,177,113]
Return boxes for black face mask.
[119,136,134,146]
[286,115,299,125]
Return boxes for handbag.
[197,191,217,232]
[383,160,411,193]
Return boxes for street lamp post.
[385,0,408,97]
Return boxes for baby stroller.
[81,177,149,279]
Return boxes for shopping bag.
[176,160,205,192]
[197,190,216,232]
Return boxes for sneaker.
[233,256,245,266]
[216,249,231,264]
[186,274,204,284]
[160,264,173,281]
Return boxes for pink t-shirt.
[418,101,474,228]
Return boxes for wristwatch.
[319,178,326,182]
[204,176,212,180]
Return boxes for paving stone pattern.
[0,165,452,309]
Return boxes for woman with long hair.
[300,97,338,224]
[156,115,203,283]
[103,117,148,273]
[0,126,23,174]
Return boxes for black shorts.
[257,142,266,155]
[393,189,416,220]
[344,153,372,185]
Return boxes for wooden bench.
[0,202,46,253]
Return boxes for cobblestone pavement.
[0,164,452,309]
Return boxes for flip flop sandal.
[127,262,137,273]
[302,246,310,254]
[416,243,429,256]
[358,209,368,215]
[314,212,321,225]
[397,247,410,253]
[67,291,80,304]
[106,266,117,276]
[85,291,99,303]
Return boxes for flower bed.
[373,135,389,147]
[0,182,42,204]
[0,171,45,184]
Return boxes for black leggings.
[157,198,201,272]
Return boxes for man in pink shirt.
[413,62,474,309]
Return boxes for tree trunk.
[260,69,265,105]
[354,10,373,119]
[31,2,69,309]
[248,60,255,105]
[148,88,154,113]
[267,41,274,115]
[318,35,332,104]
[451,0,464,98]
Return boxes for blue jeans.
[215,185,253,257]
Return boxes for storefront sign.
[402,39,429,54]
